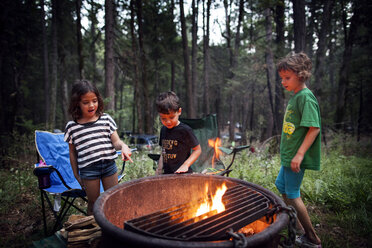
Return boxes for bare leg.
[82,178,101,215]
[102,172,118,191]
[286,196,321,245]
[283,194,304,233]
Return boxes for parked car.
[128,134,158,151]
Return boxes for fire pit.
[93,174,292,248]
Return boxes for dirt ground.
[0,197,370,248]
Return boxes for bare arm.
[68,143,84,189]
[291,127,320,173]
[175,144,202,173]
[111,131,133,162]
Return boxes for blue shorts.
[79,160,117,180]
[275,165,305,199]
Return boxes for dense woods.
[1,0,371,142]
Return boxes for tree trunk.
[264,8,276,139]
[313,0,334,100]
[136,0,152,133]
[180,0,195,118]
[335,4,361,128]
[292,0,306,52]
[274,0,285,133]
[170,0,176,92]
[76,0,84,79]
[89,0,98,82]
[104,0,115,111]
[223,0,234,141]
[61,79,69,123]
[40,0,50,127]
[191,0,198,113]
[223,0,233,69]
[306,0,316,58]
[49,0,59,130]
[249,85,255,143]
[130,0,143,134]
[357,81,363,142]
[202,0,211,115]
[223,0,244,142]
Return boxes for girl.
[64,80,133,215]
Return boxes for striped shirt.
[64,113,118,169]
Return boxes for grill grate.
[124,185,275,241]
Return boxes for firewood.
[68,226,101,238]
[64,215,95,230]
[68,231,102,243]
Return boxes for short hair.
[68,79,104,121]
[276,52,312,82]
[156,91,180,114]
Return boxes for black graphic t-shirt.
[159,122,199,174]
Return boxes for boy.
[275,52,322,248]
[155,91,201,174]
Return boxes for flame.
[208,137,222,168]
[237,215,276,237]
[194,183,227,218]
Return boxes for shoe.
[295,234,322,248]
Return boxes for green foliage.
[119,151,156,181]
[227,136,372,242]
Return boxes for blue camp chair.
[33,130,128,235]
[149,114,250,176]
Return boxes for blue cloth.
[275,165,305,199]
[35,130,104,194]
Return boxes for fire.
[237,215,276,237]
[208,137,222,168]
[194,183,227,218]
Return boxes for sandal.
[295,234,322,248]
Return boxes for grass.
[0,132,371,247]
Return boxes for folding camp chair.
[149,114,250,176]
[33,130,127,235]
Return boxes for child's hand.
[121,145,133,163]
[175,164,189,173]
[291,153,304,173]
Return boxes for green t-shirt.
[280,88,321,171]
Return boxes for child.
[155,91,201,174]
[275,52,322,247]
[64,80,133,215]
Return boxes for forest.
[1,0,371,140]
[0,0,371,247]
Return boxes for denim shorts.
[79,160,117,180]
[275,165,305,199]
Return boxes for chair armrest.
[232,145,250,153]
[33,165,74,190]
[218,145,250,155]
[223,145,251,176]
[117,148,137,180]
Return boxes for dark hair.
[156,91,180,114]
[68,80,104,121]
[276,52,312,82]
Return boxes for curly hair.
[68,80,104,121]
[156,91,180,114]
[276,52,312,82]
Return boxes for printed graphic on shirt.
[283,104,295,139]
[162,139,178,163]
